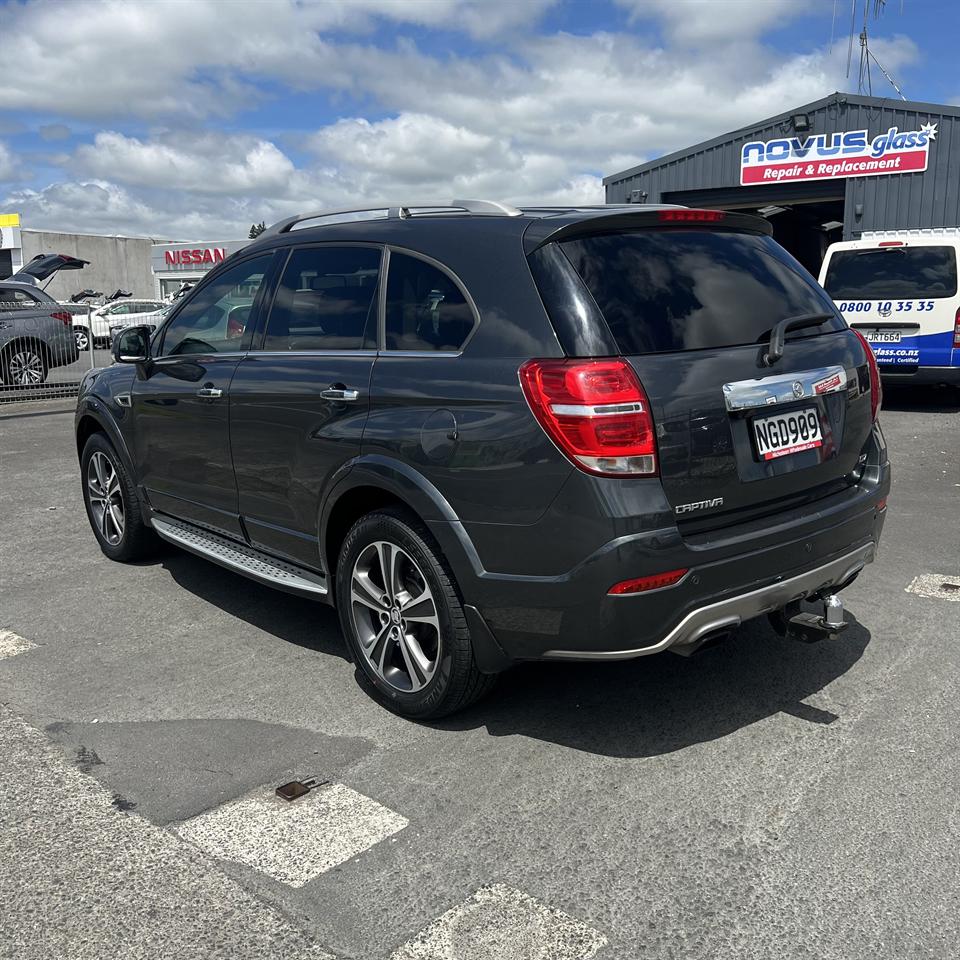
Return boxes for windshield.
[559,229,842,355]
[823,246,958,300]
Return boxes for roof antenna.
[846,0,907,100]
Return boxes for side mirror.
[112,325,151,364]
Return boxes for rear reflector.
[519,358,657,476]
[851,329,882,422]
[658,209,726,223]
[609,568,688,595]
[876,497,888,512]
[49,311,73,325]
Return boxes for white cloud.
[0,143,18,182]
[615,0,806,44]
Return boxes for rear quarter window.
[559,229,843,355]
[823,246,958,300]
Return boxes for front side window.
[384,253,475,352]
[262,246,381,351]
[823,246,958,300]
[162,255,272,356]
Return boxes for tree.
[248,221,266,239]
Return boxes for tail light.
[519,358,657,476]
[851,329,882,422]
[49,311,73,326]
[953,306,960,348]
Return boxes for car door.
[230,244,382,568]
[131,253,277,537]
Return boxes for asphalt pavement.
[0,386,958,960]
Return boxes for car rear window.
[822,246,958,300]
[559,230,843,355]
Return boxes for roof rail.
[261,199,522,238]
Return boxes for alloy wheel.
[75,328,90,352]
[350,540,441,693]
[87,451,125,546]
[7,350,44,385]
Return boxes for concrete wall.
[20,230,157,301]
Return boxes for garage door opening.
[662,185,845,277]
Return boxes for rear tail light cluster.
[851,329,882,422]
[49,311,73,326]
[519,358,657,476]
[953,306,960,348]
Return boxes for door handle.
[320,387,360,401]
[196,386,223,399]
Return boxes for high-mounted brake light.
[851,329,882,422]
[658,209,726,223]
[878,241,905,247]
[609,568,688,595]
[953,306,960,348]
[49,311,72,326]
[519,358,657,476]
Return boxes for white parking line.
[905,573,960,602]
[176,783,408,887]
[0,629,36,659]
[390,883,608,960]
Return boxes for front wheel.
[74,326,90,352]
[336,509,495,719]
[81,433,157,562]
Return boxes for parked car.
[75,200,890,718]
[819,228,960,388]
[1,254,88,385]
[78,298,167,349]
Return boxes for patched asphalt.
[0,386,958,960]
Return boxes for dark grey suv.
[76,201,890,718]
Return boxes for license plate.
[862,329,902,343]
[753,407,822,461]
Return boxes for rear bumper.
[544,540,875,660]
[430,440,890,666]
[879,365,960,386]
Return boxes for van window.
[384,253,475,352]
[823,246,958,300]
[559,230,842,355]
[263,246,380,351]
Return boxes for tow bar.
[769,592,848,644]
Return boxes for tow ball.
[769,592,847,644]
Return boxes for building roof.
[603,91,960,186]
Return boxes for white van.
[819,228,960,387]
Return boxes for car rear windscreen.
[822,246,958,300]
[560,230,843,355]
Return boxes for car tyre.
[74,326,91,352]
[336,508,495,719]
[1,343,48,386]
[81,433,157,562]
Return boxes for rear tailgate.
[543,219,876,526]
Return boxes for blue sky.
[0,0,954,238]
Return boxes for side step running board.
[151,516,328,599]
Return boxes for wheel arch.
[75,400,137,482]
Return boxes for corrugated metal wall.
[604,94,960,239]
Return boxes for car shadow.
[153,546,872,760]
[158,549,349,661]
[881,383,959,413]
[436,614,872,758]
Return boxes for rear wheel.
[81,433,157,562]
[2,344,47,385]
[336,509,495,719]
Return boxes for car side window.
[384,252,475,352]
[262,246,380,352]
[161,255,272,356]
[0,288,40,310]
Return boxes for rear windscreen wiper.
[760,312,835,367]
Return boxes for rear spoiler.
[522,208,773,254]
